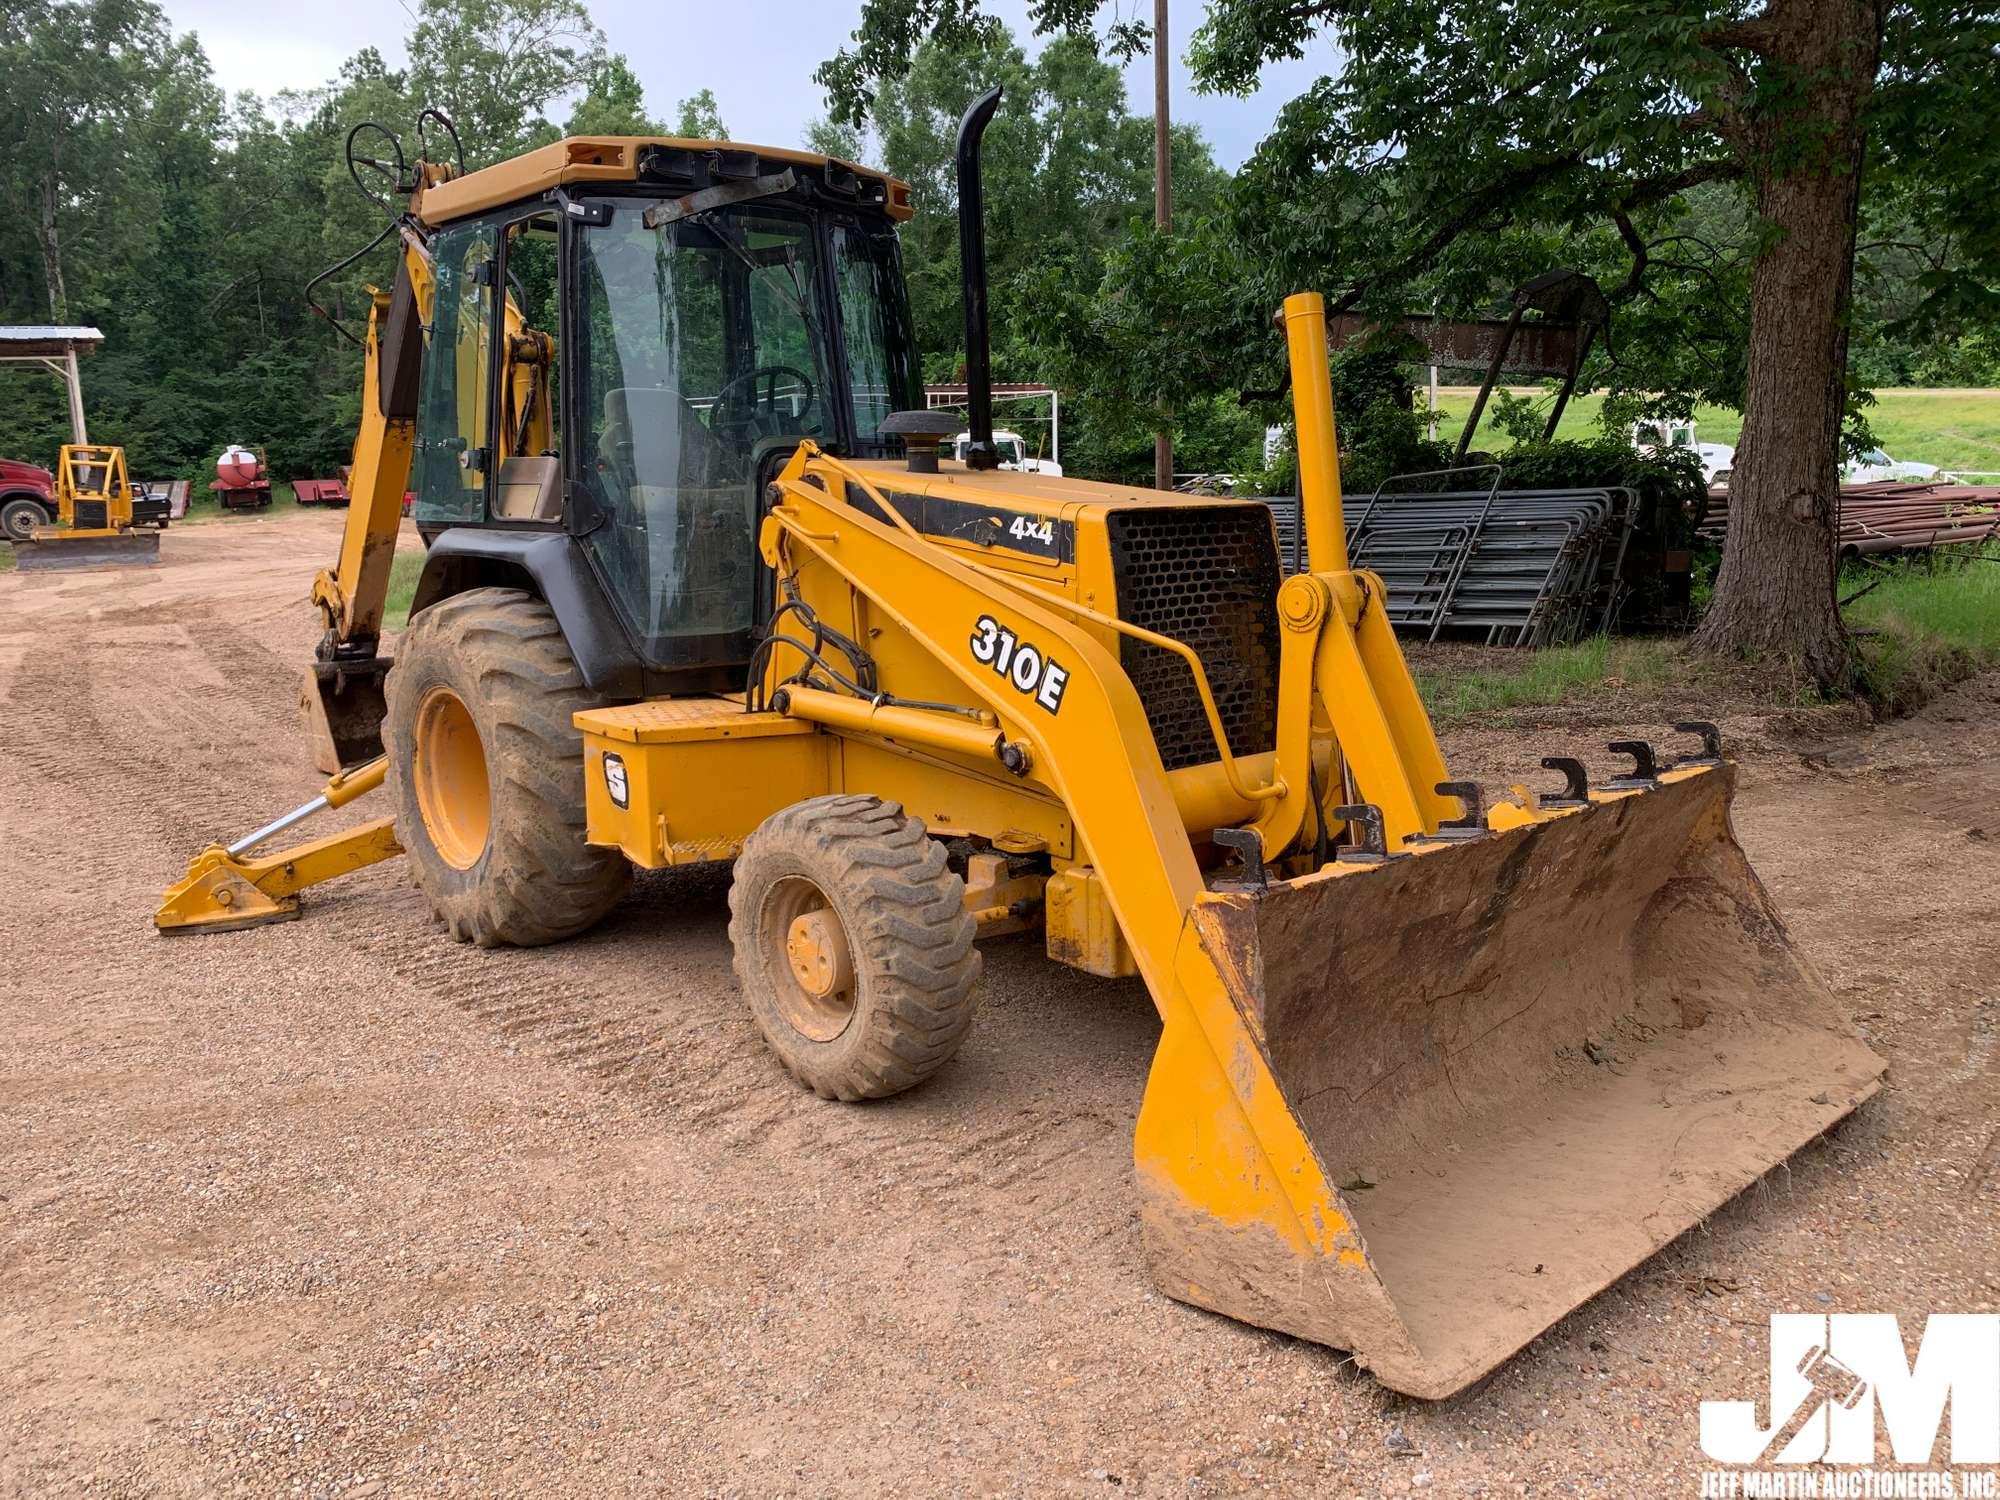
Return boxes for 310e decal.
[970,614,1069,714]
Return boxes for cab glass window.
[575,203,829,656]
[831,223,918,448]
[414,222,497,525]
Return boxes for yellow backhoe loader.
[157,96,1883,1398]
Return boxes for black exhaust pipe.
[956,85,1003,471]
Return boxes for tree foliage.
[566,56,658,136]
[406,0,604,165]
[0,0,1248,488]
[672,87,729,140]
[838,19,1250,480]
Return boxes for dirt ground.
[2,509,1994,1498]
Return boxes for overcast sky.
[158,0,1335,170]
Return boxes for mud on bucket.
[1139,765,1884,1399]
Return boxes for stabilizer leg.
[155,757,402,933]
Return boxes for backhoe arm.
[303,235,433,772]
[301,219,554,774]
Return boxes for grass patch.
[0,545,16,574]
[1414,635,1680,725]
[1438,386,2000,476]
[382,548,425,632]
[1844,543,2000,713]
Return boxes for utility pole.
[1152,0,1173,493]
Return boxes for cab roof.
[418,136,914,226]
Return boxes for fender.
[410,529,649,698]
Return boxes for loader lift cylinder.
[1282,291,1351,573]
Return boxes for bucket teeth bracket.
[1212,826,1269,893]
[1604,739,1662,790]
[1333,802,1400,864]
[1537,756,1592,808]
[1672,719,1725,766]
[1426,780,1489,842]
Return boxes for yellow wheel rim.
[412,685,491,870]
[764,876,856,1042]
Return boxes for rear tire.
[729,795,980,1100]
[383,586,630,947]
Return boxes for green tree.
[406,0,604,164]
[0,0,179,320]
[836,18,1228,481]
[566,55,657,136]
[673,87,728,140]
[803,116,863,161]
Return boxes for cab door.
[413,220,500,528]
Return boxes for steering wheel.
[345,122,411,213]
[712,363,817,430]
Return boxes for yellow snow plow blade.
[1135,763,1883,1398]
[16,527,159,571]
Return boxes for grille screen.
[1106,506,1282,773]
[75,499,108,530]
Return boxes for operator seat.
[597,387,736,497]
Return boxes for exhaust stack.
[955,85,1003,472]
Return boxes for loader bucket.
[301,658,392,774]
[1136,764,1884,1399]
[15,530,160,571]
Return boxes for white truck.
[951,428,1062,477]
[1843,446,1950,484]
[1632,418,1735,486]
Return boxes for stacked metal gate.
[1263,473,1645,647]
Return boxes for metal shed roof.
[0,326,105,357]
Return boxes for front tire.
[383,586,629,947]
[2,497,49,543]
[729,796,981,1100]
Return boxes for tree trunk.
[1689,0,1885,689]
[36,172,68,323]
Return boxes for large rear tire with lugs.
[383,586,629,947]
[729,795,981,1100]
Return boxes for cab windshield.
[574,199,915,659]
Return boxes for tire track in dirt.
[341,893,1145,1231]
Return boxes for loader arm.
[754,431,1443,1383]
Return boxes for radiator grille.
[1105,506,1282,773]
[74,499,108,530]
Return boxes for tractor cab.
[405,139,921,690]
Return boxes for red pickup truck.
[0,459,56,543]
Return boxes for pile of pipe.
[1698,481,2000,557]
